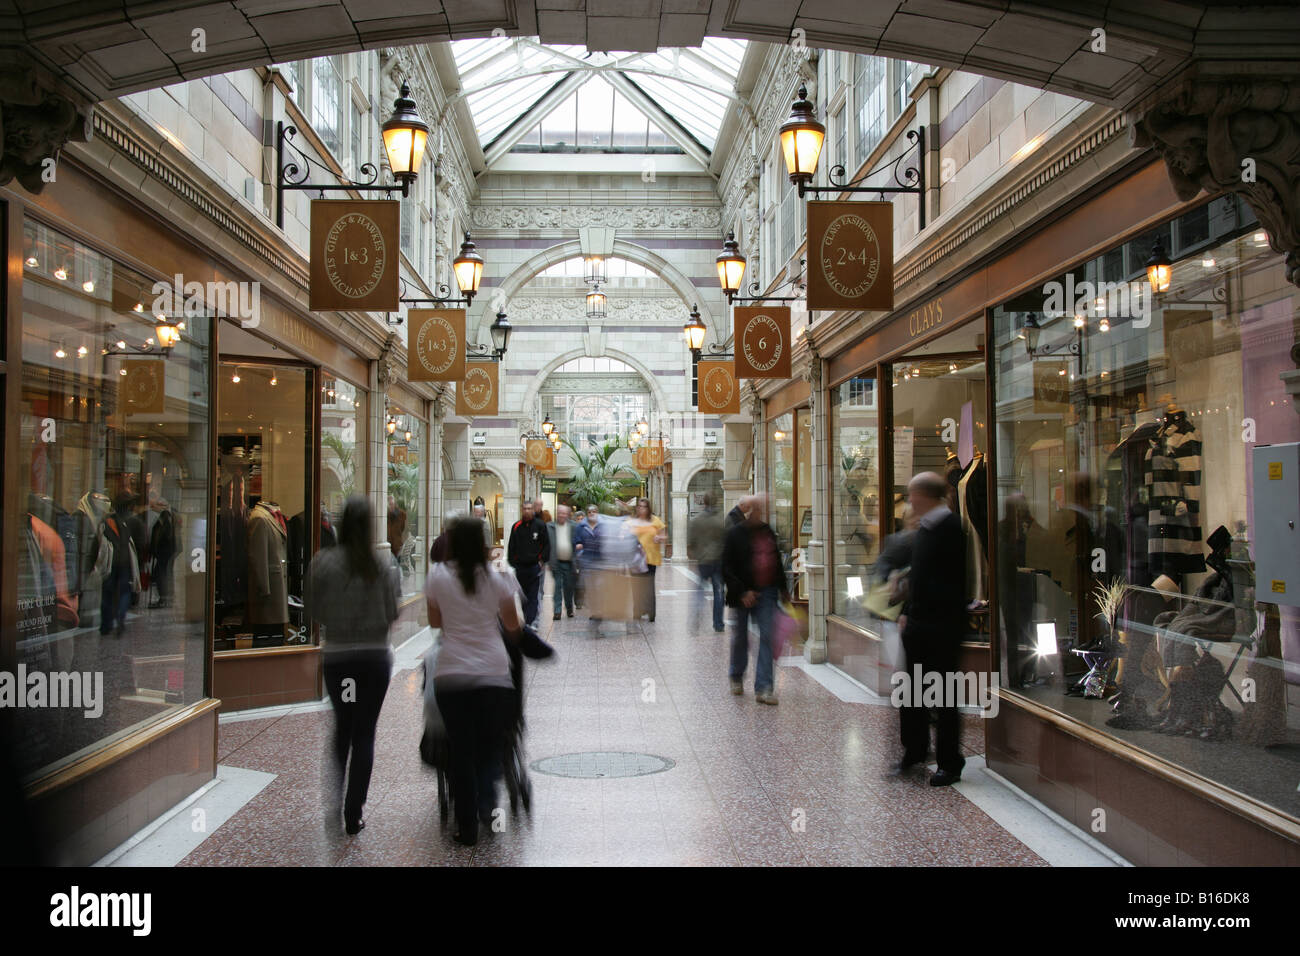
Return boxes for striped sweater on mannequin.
[1144,420,1205,576]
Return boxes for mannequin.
[1145,400,1205,577]
[247,499,289,637]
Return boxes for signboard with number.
[309,200,399,311]
[1033,362,1070,412]
[526,439,554,472]
[734,306,791,380]
[121,360,166,414]
[408,308,465,382]
[698,360,740,414]
[806,200,893,311]
[634,443,664,472]
[455,361,499,416]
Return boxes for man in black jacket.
[508,501,550,628]
[897,472,968,785]
[722,494,788,704]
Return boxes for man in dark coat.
[722,494,788,704]
[508,500,549,628]
[897,472,968,785]
[724,494,750,530]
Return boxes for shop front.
[819,154,1300,861]
[384,386,429,646]
[764,379,811,622]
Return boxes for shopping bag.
[772,606,800,659]
[864,578,903,621]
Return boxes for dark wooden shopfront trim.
[762,377,809,420]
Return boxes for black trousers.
[436,685,515,842]
[323,651,391,826]
[515,564,542,627]
[634,565,657,620]
[899,623,965,774]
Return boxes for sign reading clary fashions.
[806,200,893,312]
[407,309,465,382]
[525,439,554,472]
[309,200,399,311]
[455,361,499,416]
[734,306,791,380]
[697,360,740,414]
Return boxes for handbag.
[630,544,649,575]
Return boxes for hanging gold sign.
[526,439,553,471]
[698,360,740,414]
[734,306,791,380]
[806,200,893,311]
[309,199,399,311]
[408,308,466,382]
[121,359,166,414]
[634,442,665,472]
[456,361,499,416]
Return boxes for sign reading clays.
[734,306,791,380]
[121,359,166,414]
[309,200,399,311]
[526,439,554,472]
[698,360,740,414]
[455,361,499,417]
[806,200,893,311]
[408,308,466,382]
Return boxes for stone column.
[670,490,690,562]
[803,350,829,664]
[429,395,445,537]
[370,340,399,554]
[721,478,751,514]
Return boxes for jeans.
[729,585,779,692]
[100,574,132,635]
[323,650,392,827]
[435,685,514,842]
[515,564,542,628]
[696,562,724,630]
[551,560,575,615]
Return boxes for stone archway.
[519,346,671,427]
[476,238,722,342]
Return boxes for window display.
[831,375,881,625]
[386,403,424,599]
[13,219,209,777]
[215,362,313,650]
[769,412,794,557]
[890,322,989,637]
[993,195,1300,820]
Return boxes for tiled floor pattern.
[181,565,1049,866]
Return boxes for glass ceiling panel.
[538,256,657,279]
[450,37,748,157]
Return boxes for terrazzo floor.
[181,565,1059,866]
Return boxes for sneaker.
[553,613,561,621]
[755,690,779,705]
[729,679,743,695]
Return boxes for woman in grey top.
[306,495,400,835]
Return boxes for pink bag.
[772,607,799,659]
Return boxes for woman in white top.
[425,516,522,846]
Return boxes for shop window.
[832,375,881,625]
[13,220,211,778]
[769,412,795,557]
[890,323,990,633]
[992,196,1300,821]
[321,376,366,529]
[216,362,314,650]
[386,404,425,600]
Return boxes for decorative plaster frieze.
[471,204,721,229]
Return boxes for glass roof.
[537,256,660,280]
[450,37,748,157]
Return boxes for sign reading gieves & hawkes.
[309,200,399,311]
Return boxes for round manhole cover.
[530,751,675,778]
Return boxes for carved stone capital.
[0,68,93,194]
[1130,76,1300,286]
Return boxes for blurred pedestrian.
[722,493,788,704]
[688,494,726,632]
[725,494,750,530]
[547,504,577,620]
[306,495,401,835]
[508,500,549,628]
[895,472,967,786]
[628,497,666,622]
[576,505,602,618]
[425,516,523,846]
